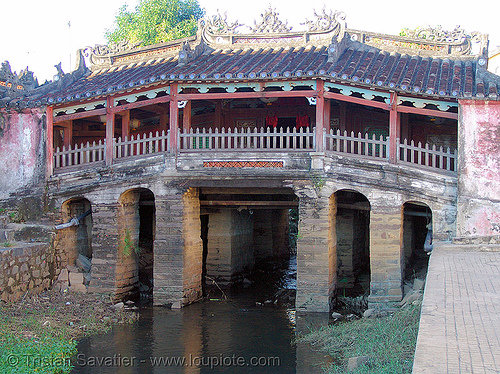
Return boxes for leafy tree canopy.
[105,0,205,46]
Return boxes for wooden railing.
[324,129,388,159]
[398,138,457,172]
[54,140,106,168]
[178,127,315,152]
[52,128,458,175]
[114,130,169,159]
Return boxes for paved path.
[413,243,500,374]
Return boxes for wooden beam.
[105,96,115,166]
[396,105,458,119]
[47,106,54,177]
[200,200,299,207]
[178,90,317,101]
[110,94,170,114]
[53,108,106,123]
[324,91,390,110]
[201,187,295,195]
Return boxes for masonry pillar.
[368,195,403,307]
[153,187,203,308]
[294,182,335,312]
[116,191,141,301]
[206,208,254,285]
[88,202,119,294]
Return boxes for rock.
[363,309,376,318]
[347,356,370,371]
[331,312,342,320]
[400,291,421,307]
[413,278,425,291]
[243,278,252,285]
[125,300,135,306]
[113,302,124,310]
[264,300,273,305]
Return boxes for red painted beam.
[178,90,317,101]
[111,94,171,113]
[396,105,458,119]
[389,92,400,164]
[53,108,107,123]
[316,80,325,152]
[324,91,390,110]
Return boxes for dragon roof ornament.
[303,7,346,33]
[83,40,142,65]
[204,10,243,34]
[249,6,292,33]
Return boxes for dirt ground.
[0,289,139,340]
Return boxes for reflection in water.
[73,258,331,374]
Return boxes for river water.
[72,257,332,373]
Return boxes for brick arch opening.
[401,201,432,283]
[332,189,371,298]
[59,197,93,289]
[117,188,155,301]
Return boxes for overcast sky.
[1,0,498,82]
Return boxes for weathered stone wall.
[0,242,55,302]
[0,108,46,200]
[458,100,500,238]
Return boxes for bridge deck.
[413,243,500,374]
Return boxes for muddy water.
[72,257,331,373]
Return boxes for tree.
[105,0,205,46]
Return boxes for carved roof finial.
[250,6,292,33]
[205,10,242,34]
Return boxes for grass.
[298,301,422,374]
[0,290,138,374]
[0,310,77,374]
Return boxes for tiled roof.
[7,9,500,108]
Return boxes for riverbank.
[299,300,422,373]
[0,289,138,374]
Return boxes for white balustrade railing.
[324,129,388,159]
[178,127,315,152]
[398,138,457,172]
[114,130,169,159]
[53,128,458,175]
[54,140,106,168]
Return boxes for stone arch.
[58,197,93,290]
[401,201,432,282]
[331,189,371,298]
[117,188,156,301]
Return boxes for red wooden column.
[315,79,325,152]
[324,98,331,132]
[182,100,191,132]
[215,101,222,129]
[62,121,73,147]
[105,96,115,166]
[389,92,401,163]
[46,106,54,176]
[121,110,130,140]
[169,83,179,152]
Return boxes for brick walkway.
[413,243,500,374]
